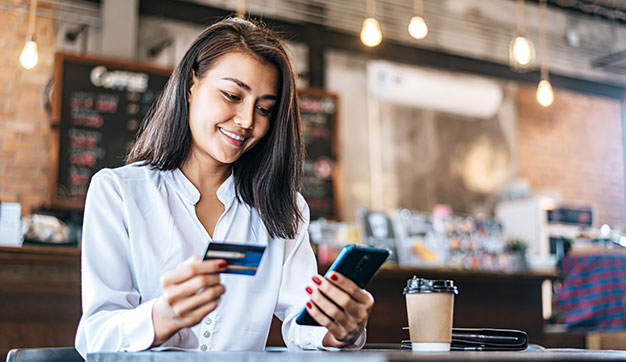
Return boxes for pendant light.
[509,0,535,71]
[361,0,382,47]
[536,0,554,107]
[408,0,428,40]
[19,0,38,70]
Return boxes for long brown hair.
[127,17,304,239]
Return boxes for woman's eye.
[256,106,272,117]
[221,91,241,101]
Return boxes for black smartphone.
[295,244,390,326]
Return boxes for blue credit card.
[202,242,266,275]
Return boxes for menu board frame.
[298,88,343,220]
[49,52,172,210]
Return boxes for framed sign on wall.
[298,88,341,220]
[49,52,171,209]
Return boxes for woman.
[75,18,374,356]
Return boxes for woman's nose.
[234,103,255,129]
[234,117,253,129]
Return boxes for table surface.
[88,349,626,362]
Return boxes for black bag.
[451,328,528,351]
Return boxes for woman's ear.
[187,70,196,101]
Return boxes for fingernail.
[312,276,322,285]
[218,261,228,268]
[330,273,338,281]
[305,286,313,294]
[306,301,312,309]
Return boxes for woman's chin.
[215,151,243,165]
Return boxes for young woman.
[75,18,374,356]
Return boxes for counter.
[0,245,558,358]
[267,264,557,346]
[0,245,81,358]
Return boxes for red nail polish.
[218,261,227,268]
[330,273,338,281]
[306,301,312,309]
[312,276,322,285]
[305,286,313,294]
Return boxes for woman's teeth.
[219,128,245,141]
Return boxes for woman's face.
[187,51,279,166]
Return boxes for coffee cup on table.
[403,276,458,352]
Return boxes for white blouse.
[74,163,365,357]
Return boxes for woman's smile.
[218,127,247,147]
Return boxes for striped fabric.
[554,251,626,331]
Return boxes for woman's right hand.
[151,255,227,346]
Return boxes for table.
[88,350,626,362]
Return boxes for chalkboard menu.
[298,89,340,220]
[50,53,171,209]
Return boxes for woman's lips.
[219,127,246,147]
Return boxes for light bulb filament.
[408,16,428,40]
[513,36,532,65]
[361,17,382,47]
[536,79,554,107]
[19,39,39,70]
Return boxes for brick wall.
[0,1,55,214]
[517,84,626,226]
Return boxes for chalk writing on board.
[298,90,339,220]
[51,53,171,208]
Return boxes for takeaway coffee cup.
[403,276,458,352]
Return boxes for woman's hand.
[305,272,374,348]
[151,255,226,346]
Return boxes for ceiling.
[544,0,626,23]
[185,0,626,87]
[6,0,626,88]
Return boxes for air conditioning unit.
[367,60,503,119]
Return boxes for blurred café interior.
[1,0,626,358]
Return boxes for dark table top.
[88,349,626,362]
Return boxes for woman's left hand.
[305,272,374,348]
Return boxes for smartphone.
[295,244,390,326]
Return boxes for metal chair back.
[5,347,83,362]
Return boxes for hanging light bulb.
[19,35,38,70]
[408,0,428,39]
[408,16,428,39]
[20,0,38,70]
[536,79,554,107]
[510,36,533,65]
[536,0,553,107]
[361,0,382,47]
[361,17,382,47]
[509,0,535,71]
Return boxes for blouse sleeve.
[274,194,366,350]
[74,170,158,357]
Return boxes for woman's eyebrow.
[222,77,277,100]
[223,77,250,91]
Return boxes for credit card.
[202,242,266,276]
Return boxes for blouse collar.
[167,168,236,206]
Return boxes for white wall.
[327,50,521,220]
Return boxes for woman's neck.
[180,152,231,195]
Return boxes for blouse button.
[200,344,207,351]
[203,331,211,338]
[204,318,212,325]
